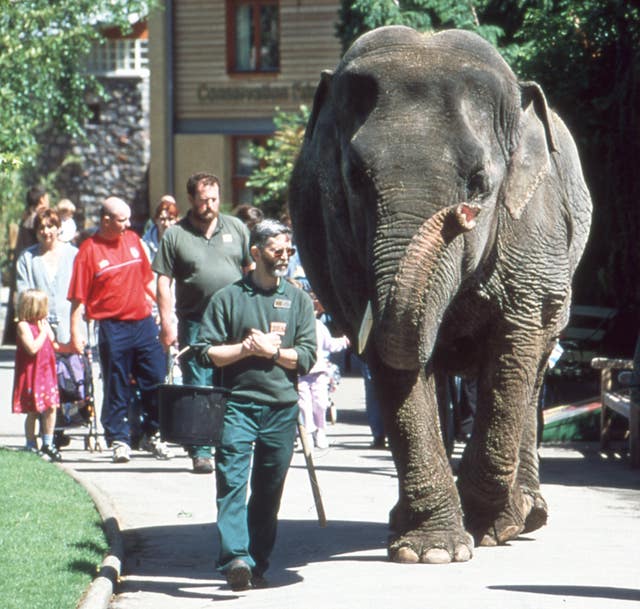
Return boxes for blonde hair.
[56,198,76,216]
[17,289,49,323]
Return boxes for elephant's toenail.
[422,548,451,564]
[497,524,521,543]
[396,546,420,563]
[479,533,498,547]
[454,545,472,562]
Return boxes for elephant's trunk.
[375,203,480,370]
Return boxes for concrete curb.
[58,464,124,609]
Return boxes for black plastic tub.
[158,384,229,446]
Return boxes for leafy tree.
[0,1,153,173]
[0,0,154,270]
[336,0,431,50]
[511,1,640,313]
[336,0,507,52]
[246,105,310,219]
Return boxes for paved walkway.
[0,296,639,608]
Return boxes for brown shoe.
[226,559,252,591]
[192,457,213,474]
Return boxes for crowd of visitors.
[6,176,385,590]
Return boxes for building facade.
[148,0,342,213]
[38,22,150,231]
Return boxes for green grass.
[0,448,109,609]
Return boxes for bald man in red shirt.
[69,197,168,463]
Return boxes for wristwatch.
[271,348,280,362]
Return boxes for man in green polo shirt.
[198,219,316,590]
[153,172,252,473]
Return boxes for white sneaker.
[112,441,131,463]
[140,432,174,460]
[313,429,330,449]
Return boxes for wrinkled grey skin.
[289,26,591,564]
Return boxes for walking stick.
[297,422,327,527]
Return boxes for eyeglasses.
[270,247,296,259]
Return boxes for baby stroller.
[53,349,101,451]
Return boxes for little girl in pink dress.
[12,288,62,461]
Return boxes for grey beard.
[263,257,289,278]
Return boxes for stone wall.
[38,75,150,234]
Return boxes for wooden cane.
[297,422,327,527]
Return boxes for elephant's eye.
[466,170,490,201]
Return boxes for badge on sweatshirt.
[273,299,291,309]
[222,233,233,243]
[270,321,287,335]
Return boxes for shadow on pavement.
[58,446,638,491]
[118,518,387,595]
[65,466,206,474]
[330,407,369,427]
[116,578,247,603]
[488,585,640,602]
[290,462,396,480]
[539,445,640,491]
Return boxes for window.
[87,38,149,76]
[227,0,279,74]
[232,136,267,205]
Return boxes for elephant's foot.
[388,526,474,564]
[470,509,524,547]
[521,488,548,534]
[462,483,547,546]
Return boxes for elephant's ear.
[290,67,348,334]
[305,70,333,138]
[503,82,557,220]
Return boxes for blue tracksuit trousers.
[98,317,165,446]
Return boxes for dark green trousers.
[215,400,298,575]
[178,317,214,459]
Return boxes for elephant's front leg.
[457,328,547,545]
[518,351,551,534]
[372,357,473,563]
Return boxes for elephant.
[289,26,592,564]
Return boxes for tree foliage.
[512,1,640,314]
[0,0,152,173]
[0,0,153,269]
[246,105,310,219]
[336,0,511,53]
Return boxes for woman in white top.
[16,209,77,344]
